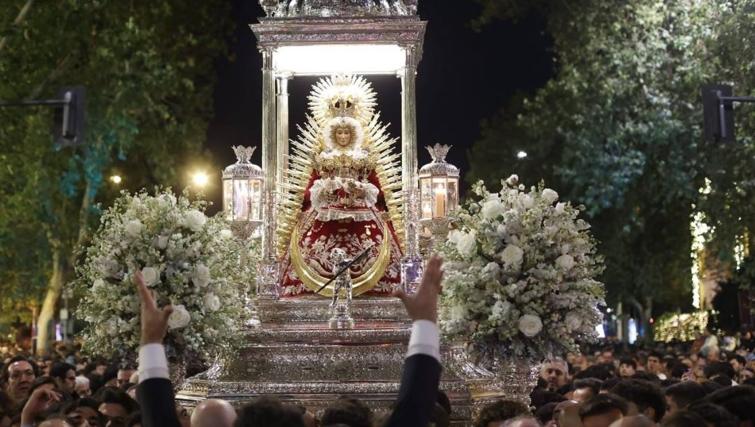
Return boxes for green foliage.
[0,1,232,321]
[469,0,755,313]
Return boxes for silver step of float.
[176,296,507,426]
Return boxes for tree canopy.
[0,0,232,351]
[468,0,755,318]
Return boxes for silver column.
[257,47,280,299]
[400,45,419,259]
[399,45,423,292]
[276,73,292,188]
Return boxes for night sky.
[205,0,553,210]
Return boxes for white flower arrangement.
[439,177,606,359]
[74,189,258,362]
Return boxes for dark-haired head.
[321,397,372,427]
[474,400,530,427]
[703,385,755,425]
[234,397,304,427]
[573,378,602,403]
[579,393,628,425]
[98,387,139,426]
[687,401,739,427]
[660,410,708,427]
[610,379,665,422]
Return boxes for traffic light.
[702,84,735,143]
[53,86,85,147]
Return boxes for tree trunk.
[36,245,65,355]
[37,178,94,355]
[643,296,654,341]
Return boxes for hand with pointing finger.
[393,255,443,323]
[134,270,174,345]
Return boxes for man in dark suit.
[133,270,181,427]
[384,255,444,427]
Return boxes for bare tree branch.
[0,0,36,52]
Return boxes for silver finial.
[425,144,451,163]
[232,146,256,164]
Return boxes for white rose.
[448,230,462,244]
[455,231,477,259]
[505,174,519,187]
[496,224,507,237]
[520,194,534,209]
[556,254,575,271]
[481,198,506,220]
[542,188,559,204]
[518,314,543,337]
[193,264,211,287]
[565,312,582,331]
[203,293,221,312]
[97,257,120,278]
[104,319,118,335]
[481,262,501,278]
[140,267,160,287]
[220,229,233,239]
[92,279,105,290]
[155,235,169,249]
[183,209,206,232]
[555,202,566,214]
[125,220,144,239]
[167,304,191,329]
[499,245,524,270]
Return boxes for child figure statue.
[329,248,355,329]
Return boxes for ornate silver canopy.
[260,0,418,18]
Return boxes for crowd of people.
[2,258,755,427]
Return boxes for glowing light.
[191,171,210,188]
[109,175,122,184]
[734,233,748,269]
[628,318,638,344]
[690,178,712,309]
[274,44,406,75]
[516,151,528,159]
[595,323,606,339]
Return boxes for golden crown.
[328,95,358,118]
[309,74,377,126]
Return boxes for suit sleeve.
[385,320,443,427]
[385,354,442,427]
[136,378,181,427]
[136,344,180,427]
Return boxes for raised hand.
[21,388,61,425]
[393,255,443,323]
[134,270,174,345]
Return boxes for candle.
[433,185,446,218]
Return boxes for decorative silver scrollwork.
[260,0,418,17]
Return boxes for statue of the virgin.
[277,75,405,297]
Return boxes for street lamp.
[109,175,122,185]
[191,171,210,189]
[222,146,264,239]
[419,144,460,248]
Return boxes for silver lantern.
[222,146,264,239]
